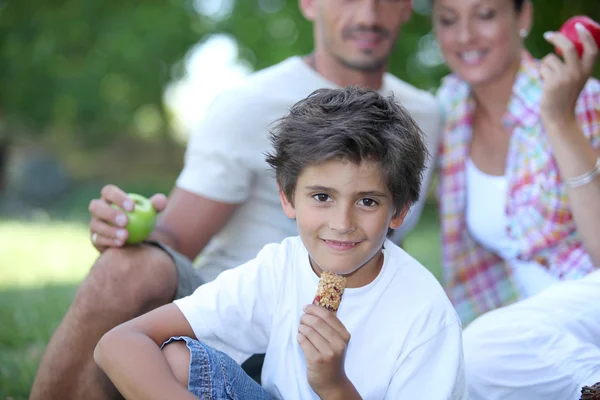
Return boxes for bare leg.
[30,245,178,400]
[162,341,191,388]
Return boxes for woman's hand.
[540,22,598,130]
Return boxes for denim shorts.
[162,336,272,400]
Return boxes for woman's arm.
[94,304,198,400]
[541,25,600,265]
[544,120,600,264]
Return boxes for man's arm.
[94,304,198,400]
[90,88,256,259]
[149,187,238,261]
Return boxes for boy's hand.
[298,304,352,397]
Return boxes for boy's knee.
[74,245,177,313]
[162,340,190,388]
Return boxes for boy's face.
[300,0,413,72]
[280,159,407,282]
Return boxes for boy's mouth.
[321,239,362,250]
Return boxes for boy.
[94,87,466,399]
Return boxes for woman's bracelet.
[564,157,600,189]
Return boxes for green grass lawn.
[0,204,441,399]
[0,221,97,399]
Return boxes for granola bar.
[313,271,347,313]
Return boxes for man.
[30,1,443,399]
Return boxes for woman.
[433,0,600,325]
[432,0,600,398]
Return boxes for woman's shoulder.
[437,73,468,94]
[436,73,470,111]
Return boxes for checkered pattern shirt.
[437,52,600,324]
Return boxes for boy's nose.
[328,206,356,234]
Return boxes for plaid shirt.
[437,52,600,325]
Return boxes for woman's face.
[433,0,530,87]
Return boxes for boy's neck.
[310,251,384,289]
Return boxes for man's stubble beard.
[328,36,398,74]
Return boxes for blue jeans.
[162,336,272,400]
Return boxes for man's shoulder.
[217,57,304,101]
[203,56,311,123]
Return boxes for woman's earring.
[520,28,528,38]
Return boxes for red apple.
[556,16,600,58]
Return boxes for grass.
[0,221,97,399]
[0,203,441,399]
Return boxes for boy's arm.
[385,321,467,400]
[94,304,197,400]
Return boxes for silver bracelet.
[564,157,600,189]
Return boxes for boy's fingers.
[297,332,320,361]
[300,313,339,344]
[298,323,335,360]
[302,305,351,342]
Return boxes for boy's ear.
[279,187,297,219]
[299,0,317,21]
[389,206,410,230]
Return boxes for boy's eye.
[313,193,331,202]
[359,198,378,207]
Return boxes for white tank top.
[465,158,558,298]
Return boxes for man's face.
[280,159,405,279]
[301,0,413,72]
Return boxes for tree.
[0,0,207,145]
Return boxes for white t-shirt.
[464,158,558,299]
[176,56,442,282]
[175,236,467,400]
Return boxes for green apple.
[112,193,157,245]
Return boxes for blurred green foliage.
[0,0,598,146]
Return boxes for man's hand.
[88,184,167,252]
[298,304,358,399]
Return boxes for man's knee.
[73,245,178,314]
[162,341,190,388]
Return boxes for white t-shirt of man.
[174,236,467,400]
[176,56,442,282]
